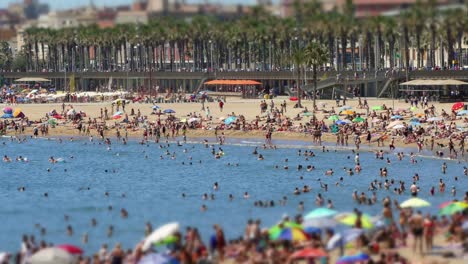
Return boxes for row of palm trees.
[16,0,468,73]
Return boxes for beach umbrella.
[336,120,351,125]
[439,202,468,216]
[427,117,443,122]
[336,252,370,264]
[188,117,199,123]
[400,197,431,208]
[268,221,303,239]
[289,97,298,101]
[290,248,328,260]
[372,106,383,110]
[386,120,402,129]
[352,117,365,123]
[410,117,420,122]
[304,226,322,235]
[152,105,160,110]
[457,110,468,116]
[328,115,339,121]
[138,253,179,264]
[142,222,179,251]
[305,208,338,219]
[56,245,83,255]
[410,106,418,111]
[326,228,364,250]
[163,109,176,114]
[390,115,403,120]
[303,217,339,229]
[224,116,237,125]
[47,118,57,125]
[336,213,373,229]
[1,113,14,119]
[341,110,354,115]
[112,114,122,120]
[339,106,352,111]
[276,227,309,242]
[3,107,12,113]
[392,124,405,129]
[452,102,464,112]
[30,248,75,264]
[409,121,421,127]
[13,108,22,117]
[303,112,313,117]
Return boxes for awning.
[15,77,52,82]
[204,80,261,85]
[400,79,468,86]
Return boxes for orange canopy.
[204,80,261,85]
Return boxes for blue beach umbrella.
[336,253,370,264]
[224,116,236,125]
[152,105,160,110]
[390,115,403,120]
[163,109,176,114]
[457,110,468,116]
[305,208,338,219]
[336,120,351,125]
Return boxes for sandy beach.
[4,97,466,151]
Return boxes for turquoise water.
[0,136,465,253]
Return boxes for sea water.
[0,136,465,253]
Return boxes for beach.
[4,97,467,150]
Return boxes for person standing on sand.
[409,211,424,254]
[218,100,224,112]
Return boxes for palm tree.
[292,48,305,108]
[304,41,328,109]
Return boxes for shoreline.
[3,127,466,162]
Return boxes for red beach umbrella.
[452,102,464,111]
[289,97,298,101]
[56,244,83,255]
[290,248,328,259]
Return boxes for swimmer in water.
[257,154,264,161]
[325,169,334,175]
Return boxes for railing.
[1,69,466,81]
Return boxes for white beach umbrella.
[30,248,76,264]
[142,222,179,251]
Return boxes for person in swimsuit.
[409,211,424,254]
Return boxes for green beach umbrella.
[352,116,365,123]
[303,112,313,117]
[328,115,339,121]
[400,197,431,208]
[372,106,383,111]
[439,202,468,216]
[269,221,303,239]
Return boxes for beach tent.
[399,79,468,86]
[15,77,51,82]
